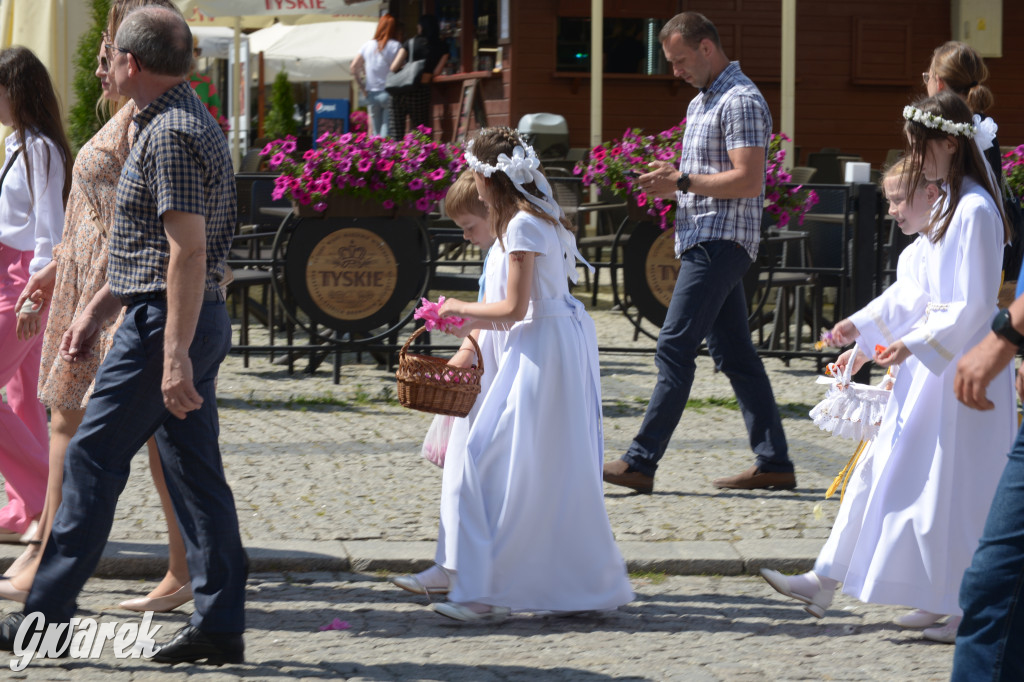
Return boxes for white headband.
[464,136,562,221]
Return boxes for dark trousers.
[953,427,1024,681]
[389,85,430,139]
[623,240,791,476]
[25,299,246,634]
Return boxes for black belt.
[122,289,224,306]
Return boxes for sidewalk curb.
[0,539,823,578]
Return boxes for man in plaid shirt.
[0,6,246,665]
[603,12,796,494]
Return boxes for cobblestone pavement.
[5,573,953,680]
[95,308,854,550]
[0,304,958,679]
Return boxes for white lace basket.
[809,343,893,442]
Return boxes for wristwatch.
[676,172,691,193]
[992,308,1024,346]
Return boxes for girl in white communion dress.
[427,127,633,622]
[761,92,1015,644]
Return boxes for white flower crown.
[903,105,977,138]
[464,135,562,221]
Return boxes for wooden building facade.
[399,0,1024,167]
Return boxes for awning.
[248,20,375,82]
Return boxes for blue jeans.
[953,427,1024,681]
[365,89,391,138]
[25,299,247,634]
[622,240,791,477]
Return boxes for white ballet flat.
[118,584,193,613]
[433,602,510,623]
[760,568,834,618]
[894,609,944,629]
[390,566,451,595]
[922,616,961,644]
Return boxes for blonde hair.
[882,156,930,197]
[445,170,487,219]
[882,156,940,232]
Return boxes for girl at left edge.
[6,0,194,613]
[0,45,71,548]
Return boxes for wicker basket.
[396,326,484,417]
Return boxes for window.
[557,17,667,75]
[436,0,499,74]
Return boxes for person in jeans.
[952,289,1024,680]
[602,11,793,494]
[351,13,401,137]
[0,6,245,665]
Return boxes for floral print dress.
[37,102,136,410]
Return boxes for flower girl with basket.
[418,128,633,622]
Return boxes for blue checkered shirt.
[108,81,236,297]
[675,61,771,261]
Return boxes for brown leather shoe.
[603,459,654,494]
[713,465,796,490]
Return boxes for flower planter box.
[294,195,422,219]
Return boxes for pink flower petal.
[318,617,350,631]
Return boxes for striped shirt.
[108,81,235,297]
[675,61,771,261]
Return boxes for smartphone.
[627,169,644,179]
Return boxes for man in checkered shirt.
[0,6,246,666]
[603,12,796,494]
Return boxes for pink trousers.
[0,244,48,533]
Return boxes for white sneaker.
[894,609,943,629]
[760,568,834,618]
[922,616,961,644]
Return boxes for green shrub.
[264,70,297,139]
[68,0,111,151]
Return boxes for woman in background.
[388,15,448,138]
[351,13,402,137]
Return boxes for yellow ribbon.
[825,440,869,501]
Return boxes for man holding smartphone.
[603,11,795,494]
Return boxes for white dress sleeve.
[848,236,929,350]
[505,212,548,255]
[27,134,66,274]
[901,189,1004,375]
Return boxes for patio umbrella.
[0,0,94,158]
[173,0,382,164]
[192,25,246,59]
[247,20,374,82]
